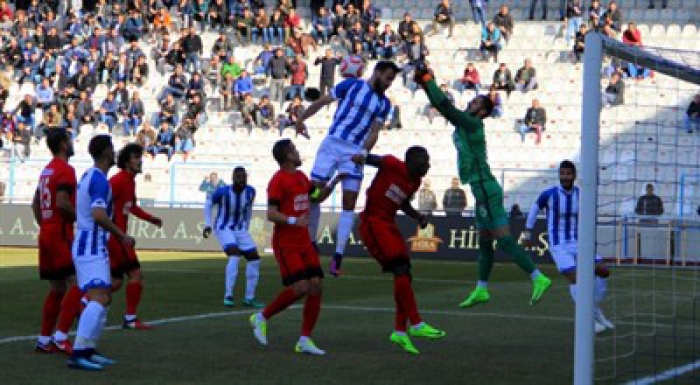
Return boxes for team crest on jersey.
[407,223,443,253]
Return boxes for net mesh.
[592,37,700,383]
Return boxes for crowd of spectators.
[0,0,692,169]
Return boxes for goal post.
[577,32,700,385]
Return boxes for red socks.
[262,287,299,320]
[125,281,143,316]
[301,293,322,337]
[55,285,82,334]
[40,290,63,337]
[394,274,422,330]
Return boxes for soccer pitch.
[0,247,696,384]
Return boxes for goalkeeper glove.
[413,61,433,86]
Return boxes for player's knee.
[595,265,610,278]
[90,290,112,306]
[111,279,124,292]
[129,268,143,282]
[291,280,310,297]
[49,280,68,293]
[308,278,323,295]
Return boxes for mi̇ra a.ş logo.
[408,223,443,253]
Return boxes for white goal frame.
[577,32,700,385]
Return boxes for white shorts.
[73,254,112,291]
[550,242,603,274]
[215,229,257,254]
[310,136,364,192]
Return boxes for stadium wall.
[0,204,553,263]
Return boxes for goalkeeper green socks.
[477,237,495,282]
[496,235,537,275]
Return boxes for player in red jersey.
[107,143,162,330]
[249,139,341,355]
[354,146,446,354]
[32,129,83,354]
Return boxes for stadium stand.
[0,0,698,215]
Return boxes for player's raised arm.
[294,94,335,138]
[523,190,549,247]
[414,66,482,131]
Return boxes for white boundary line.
[624,359,700,385]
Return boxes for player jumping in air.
[354,146,446,354]
[108,143,163,330]
[295,61,401,277]
[250,139,342,355]
[414,65,552,307]
[203,167,265,309]
[32,129,83,354]
[68,135,136,371]
[523,160,614,333]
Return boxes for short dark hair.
[234,166,246,174]
[46,129,70,155]
[374,60,401,74]
[405,145,428,161]
[559,160,577,176]
[272,139,293,164]
[117,143,144,169]
[476,95,495,117]
[88,135,113,161]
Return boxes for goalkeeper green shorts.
[470,179,509,230]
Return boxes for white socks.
[569,284,577,302]
[225,256,240,297]
[75,301,107,350]
[308,203,321,242]
[569,278,607,305]
[477,280,489,289]
[335,210,355,255]
[245,260,261,300]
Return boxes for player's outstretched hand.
[295,121,310,139]
[122,235,136,248]
[151,217,163,228]
[413,61,433,86]
[418,215,429,229]
[203,226,212,239]
[351,154,365,164]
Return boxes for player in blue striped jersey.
[523,160,614,333]
[203,167,264,308]
[295,61,401,277]
[68,135,136,371]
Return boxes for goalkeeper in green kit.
[414,63,552,307]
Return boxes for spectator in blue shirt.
[312,7,334,44]
[234,70,254,100]
[35,78,55,110]
[99,92,120,132]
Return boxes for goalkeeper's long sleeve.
[423,79,482,133]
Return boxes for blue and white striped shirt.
[328,78,392,146]
[205,185,256,231]
[526,186,580,247]
[74,167,113,257]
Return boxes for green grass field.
[0,247,697,384]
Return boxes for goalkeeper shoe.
[595,311,615,330]
[329,253,343,277]
[89,352,116,366]
[67,357,104,371]
[408,323,446,339]
[390,332,419,355]
[530,275,552,306]
[295,339,326,356]
[459,287,490,308]
[223,296,235,308]
[249,313,268,346]
[243,298,265,308]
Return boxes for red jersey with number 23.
[362,155,422,223]
[267,169,312,249]
[37,157,77,235]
